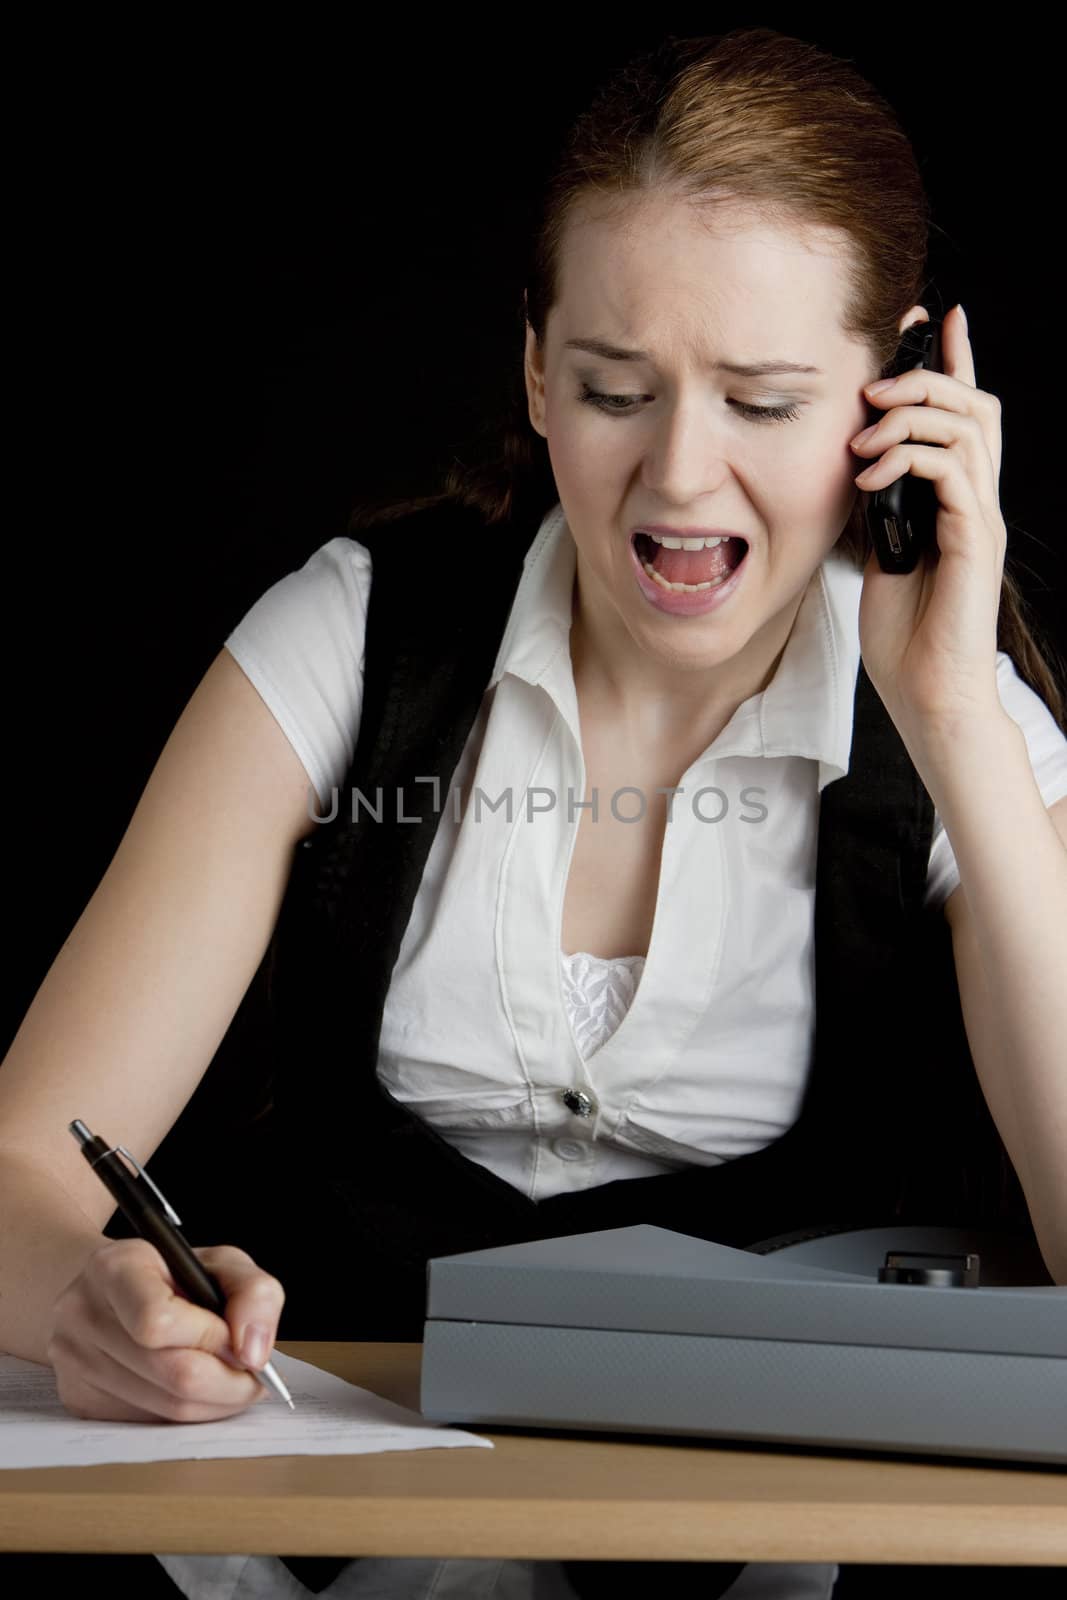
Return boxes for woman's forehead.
[553,252,850,368]
[556,202,850,313]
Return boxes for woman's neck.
[569,567,808,757]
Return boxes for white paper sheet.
[0,1350,493,1468]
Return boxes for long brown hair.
[350,26,1066,731]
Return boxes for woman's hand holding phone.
[850,302,1009,748]
[46,1237,285,1423]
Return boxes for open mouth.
[632,531,749,592]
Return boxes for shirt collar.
[489,501,864,791]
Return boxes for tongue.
[650,538,742,585]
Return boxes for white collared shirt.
[225,503,1067,1202]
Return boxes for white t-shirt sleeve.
[223,536,373,811]
[925,649,1067,910]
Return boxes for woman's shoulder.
[288,533,374,594]
[221,537,377,808]
[227,536,374,642]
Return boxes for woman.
[2,26,1065,1600]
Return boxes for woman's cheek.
[547,412,616,499]
[824,437,867,523]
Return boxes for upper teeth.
[645,532,731,550]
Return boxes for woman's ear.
[899,305,931,337]
[524,322,548,440]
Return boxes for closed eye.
[577,383,802,424]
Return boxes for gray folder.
[419,1224,1067,1465]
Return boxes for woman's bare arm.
[0,647,318,1363]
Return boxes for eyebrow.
[562,336,824,377]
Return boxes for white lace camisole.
[559,949,646,1059]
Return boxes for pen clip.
[108,1145,183,1227]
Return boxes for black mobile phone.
[862,316,944,574]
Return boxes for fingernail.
[866,378,893,395]
[242,1324,270,1368]
[957,302,968,334]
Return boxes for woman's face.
[524,194,921,682]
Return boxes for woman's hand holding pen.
[46,1238,285,1423]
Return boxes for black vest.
[235,492,1032,1345]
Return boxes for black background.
[5,14,1062,1062]
[3,20,1064,1591]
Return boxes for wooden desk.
[1,1343,1064,1565]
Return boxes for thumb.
[188,1244,286,1371]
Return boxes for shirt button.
[562,1088,596,1117]
[552,1138,589,1161]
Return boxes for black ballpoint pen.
[68,1119,294,1409]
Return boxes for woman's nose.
[640,408,734,499]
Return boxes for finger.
[862,307,1001,482]
[874,386,1002,478]
[851,404,985,454]
[62,1338,269,1423]
[57,1370,168,1424]
[192,1245,286,1371]
[855,438,997,523]
[948,308,1003,483]
[855,408,998,507]
[944,303,976,389]
[90,1239,238,1357]
[64,1290,272,1412]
